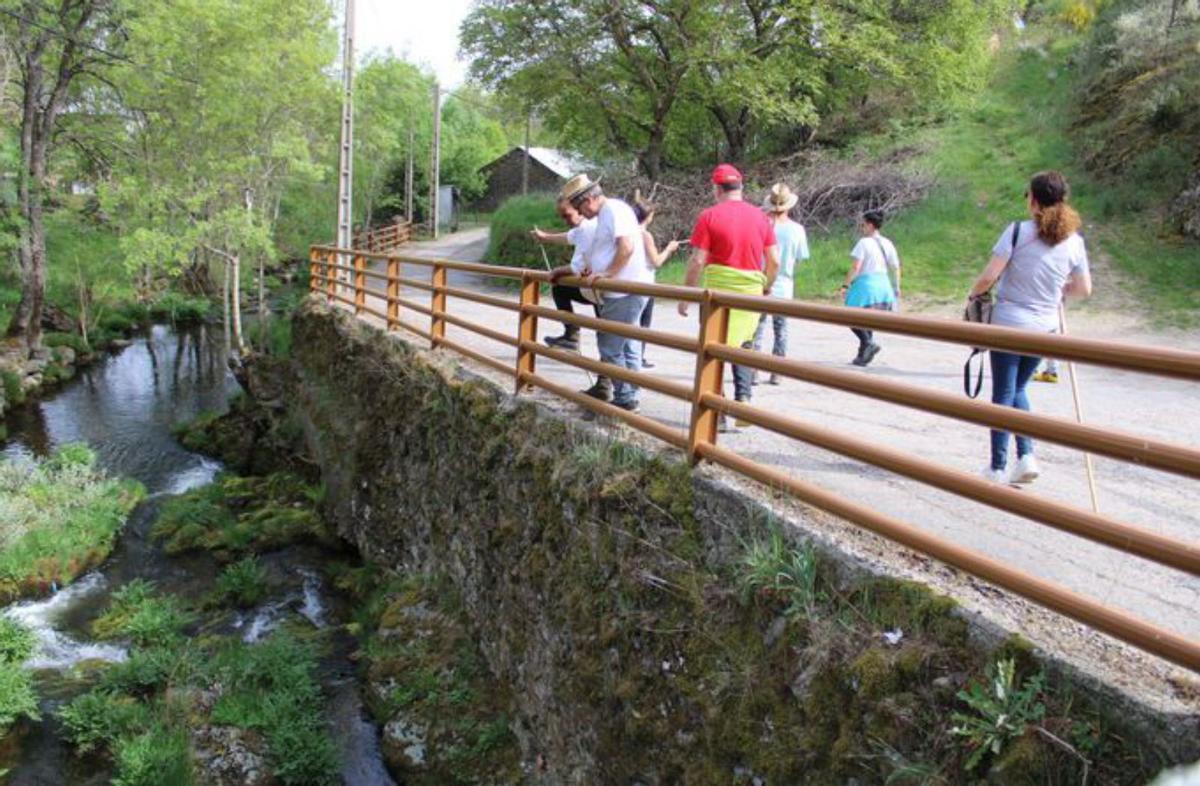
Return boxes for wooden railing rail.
[308,244,1200,672]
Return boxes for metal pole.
[406,125,414,223]
[521,110,531,195]
[1060,304,1101,513]
[336,0,355,277]
[430,82,441,240]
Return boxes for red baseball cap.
[711,164,742,185]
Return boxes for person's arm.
[529,227,570,245]
[547,264,575,283]
[840,256,863,296]
[762,245,780,294]
[892,253,902,297]
[643,231,679,269]
[677,248,708,317]
[586,236,634,286]
[969,255,1008,298]
[1063,269,1092,298]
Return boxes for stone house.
[473,147,592,213]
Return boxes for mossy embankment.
[0,444,145,604]
[256,298,1197,783]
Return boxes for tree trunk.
[222,259,232,353]
[231,253,244,353]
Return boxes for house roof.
[482,146,593,180]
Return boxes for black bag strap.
[1009,221,1020,255]
[873,237,890,267]
[964,349,986,398]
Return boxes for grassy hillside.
[658,23,1199,326]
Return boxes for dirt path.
[352,229,1200,705]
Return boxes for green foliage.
[737,528,822,617]
[214,557,269,608]
[0,445,145,601]
[59,690,151,754]
[951,658,1046,771]
[486,195,571,270]
[0,617,39,735]
[152,473,328,556]
[92,580,195,647]
[112,727,195,786]
[208,634,339,785]
[1,370,24,406]
[147,292,211,324]
[44,332,92,355]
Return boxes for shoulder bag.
[962,222,1019,398]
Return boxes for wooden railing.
[351,220,412,254]
[308,244,1200,673]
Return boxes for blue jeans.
[754,313,788,357]
[989,350,1042,470]
[596,294,647,406]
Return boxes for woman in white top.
[633,200,681,368]
[839,210,901,366]
[754,183,809,384]
[968,170,1092,485]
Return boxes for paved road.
[350,228,1200,652]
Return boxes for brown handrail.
[308,250,1200,672]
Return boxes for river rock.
[381,716,429,772]
[191,725,278,786]
[20,374,41,393]
[54,346,76,366]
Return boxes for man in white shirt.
[555,175,650,414]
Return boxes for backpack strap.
[964,349,986,398]
[1010,221,1020,254]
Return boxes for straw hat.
[763,182,798,212]
[560,173,599,202]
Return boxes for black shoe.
[641,357,655,369]
[852,346,869,366]
[613,399,640,413]
[546,333,580,351]
[860,343,881,366]
[582,379,611,402]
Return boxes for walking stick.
[539,242,595,386]
[1059,304,1100,513]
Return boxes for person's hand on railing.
[677,301,690,318]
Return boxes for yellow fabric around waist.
[703,264,767,347]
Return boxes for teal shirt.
[769,221,809,298]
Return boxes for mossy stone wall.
[282,299,1197,784]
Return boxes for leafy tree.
[1,0,126,348]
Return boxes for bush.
[0,618,36,664]
[92,580,195,647]
[1,370,24,406]
[485,194,572,271]
[59,689,150,753]
[112,727,194,786]
[214,557,268,608]
[0,662,39,733]
[44,332,92,355]
[148,293,211,324]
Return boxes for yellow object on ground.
[702,264,767,347]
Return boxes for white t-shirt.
[991,220,1089,333]
[584,198,651,296]
[850,233,899,278]
[770,221,810,298]
[567,218,597,275]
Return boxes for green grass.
[0,444,146,602]
[660,29,1199,325]
[0,618,39,736]
[151,473,329,557]
[213,557,269,608]
[92,580,195,648]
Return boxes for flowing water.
[1,325,395,786]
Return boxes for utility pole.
[406,125,414,223]
[521,109,531,195]
[430,82,441,240]
[336,0,356,260]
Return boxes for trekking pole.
[1059,304,1100,513]
[538,241,594,386]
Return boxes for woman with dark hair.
[632,199,680,368]
[968,171,1092,485]
[840,210,901,366]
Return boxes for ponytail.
[1028,170,1081,246]
[1035,202,1081,246]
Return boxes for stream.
[1,325,396,786]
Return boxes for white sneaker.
[1010,454,1040,485]
[980,466,1008,484]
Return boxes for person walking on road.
[968,170,1092,485]
[753,183,809,384]
[632,198,681,369]
[840,210,901,367]
[563,175,652,415]
[678,164,779,429]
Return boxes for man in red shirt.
[678,164,779,426]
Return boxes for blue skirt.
[846,272,896,309]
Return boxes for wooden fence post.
[515,274,540,392]
[325,250,336,304]
[354,254,366,315]
[386,256,400,331]
[309,248,320,294]
[687,291,729,465]
[430,263,448,348]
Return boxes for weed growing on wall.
[0,618,39,736]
